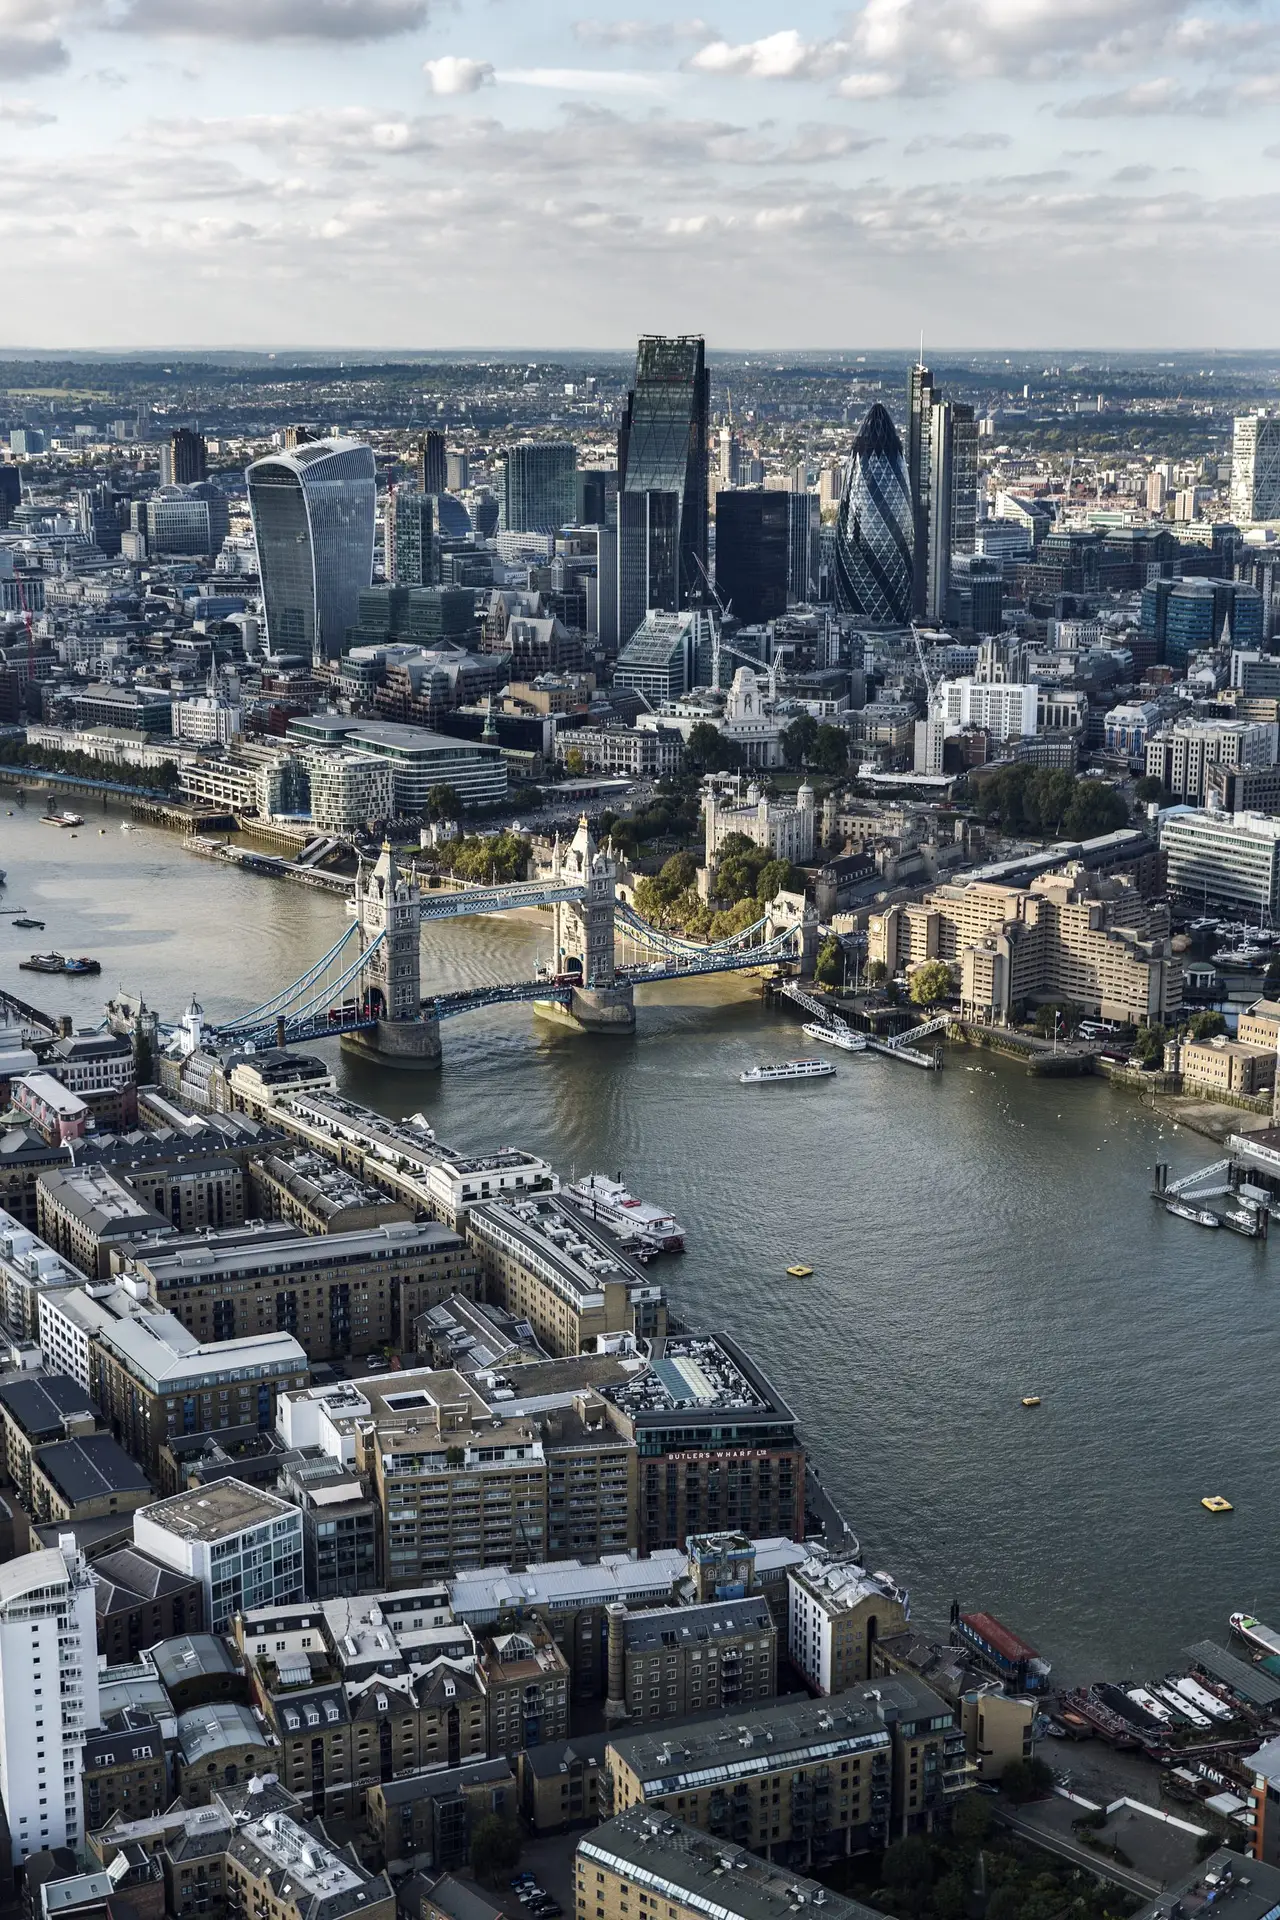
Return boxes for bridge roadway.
[417,877,587,920]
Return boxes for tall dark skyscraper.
[418,430,447,496]
[907,362,977,623]
[907,363,934,621]
[0,464,19,529]
[501,441,577,534]
[161,428,208,488]
[616,334,709,644]
[385,485,436,586]
[833,403,914,628]
[715,490,789,625]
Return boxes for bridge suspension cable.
[214,920,362,1031]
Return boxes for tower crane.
[692,553,779,701]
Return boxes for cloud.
[114,0,428,41]
[571,17,714,48]
[497,66,664,92]
[905,130,1011,153]
[0,96,56,121]
[1111,161,1156,181]
[423,54,492,93]
[1057,76,1229,115]
[0,0,70,75]
[688,30,851,80]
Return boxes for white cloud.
[905,130,1011,153]
[1058,76,1229,114]
[423,54,492,94]
[114,0,428,41]
[689,30,850,80]
[0,0,70,75]
[0,96,56,121]
[497,66,664,92]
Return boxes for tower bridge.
[202,818,812,1068]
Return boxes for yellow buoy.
[1201,1495,1234,1513]
[1021,1395,1041,1408]
[786,1264,814,1278]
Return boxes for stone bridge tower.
[343,841,441,1068]
[549,818,634,1032]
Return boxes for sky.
[2,0,1280,352]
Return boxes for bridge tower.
[342,841,442,1069]
[548,818,634,1033]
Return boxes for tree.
[1265,956,1280,998]
[1063,779,1128,838]
[1188,1010,1227,1039]
[1131,1024,1165,1065]
[1033,1000,1079,1038]
[687,721,741,773]
[812,723,849,776]
[880,1835,933,1913]
[866,960,888,986]
[1134,774,1167,803]
[563,747,586,777]
[781,713,818,769]
[815,935,842,987]
[470,1814,521,1884]
[1001,1755,1054,1804]
[950,1791,994,1845]
[755,857,799,903]
[909,959,953,1006]
[1025,767,1075,837]
[426,782,462,824]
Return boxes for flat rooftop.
[580,1811,884,1920]
[143,1476,298,1543]
[622,1597,773,1653]
[34,1432,150,1504]
[1132,1848,1280,1920]
[136,1218,454,1283]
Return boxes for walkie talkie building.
[247,438,376,662]
[833,402,914,628]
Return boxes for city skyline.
[3,1,1280,350]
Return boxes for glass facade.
[501,442,577,534]
[1144,578,1265,666]
[248,439,376,663]
[386,487,435,587]
[715,490,789,625]
[833,403,914,627]
[618,334,709,615]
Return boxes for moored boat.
[740,1059,836,1084]
[41,809,84,828]
[564,1174,686,1251]
[1165,1199,1220,1228]
[18,952,101,975]
[801,1021,867,1052]
[1231,1612,1280,1659]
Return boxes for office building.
[135,1479,305,1632]
[10,428,45,456]
[1141,577,1264,664]
[276,1457,381,1598]
[467,1193,666,1356]
[604,1596,777,1726]
[715,492,789,625]
[247,439,377,663]
[1231,412,1280,524]
[939,678,1038,741]
[833,404,914,627]
[1145,715,1278,804]
[787,491,821,602]
[1160,807,1280,917]
[0,464,21,526]
[787,1551,910,1695]
[285,715,506,813]
[613,609,703,704]
[144,486,229,558]
[907,366,977,622]
[419,431,448,497]
[160,430,208,488]
[576,1810,885,1920]
[0,1539,99,1863]
[384,487,436,588]
[870,867,1182,1026]
[502,443,577,535]
[617,336,709,643]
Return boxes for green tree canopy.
[1063,778,1128,838]
[781,713,819,769]
[756,857,800,902]
[439,831,529,884]
[812,723,849,776]
[686,721,741,773]
[426,782,462,823]
[815,935,842,987]
[909,959,954,1006]
[1188,1009,1227,1039]
[469,1815,521,1884]
[1001,1755,1054,1804]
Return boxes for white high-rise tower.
[0,1537,99,1864]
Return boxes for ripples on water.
[2,803,1278,1681]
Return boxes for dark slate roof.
[518,1732,609,1780]
[34,1433,151,1505]
[621,1597,773,1653]
[423,1877,504,1920]
[150,1634,240,1688]
[91,1546,198,1615]
[83,1720,164,1772]
[1186,1639,1280,1710]
[374,1757,514,1807]
[0,1373,96,1440]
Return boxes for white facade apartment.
[939,678,1038,741]
[306,751,393,832]
[1160,808,1280,917]
[135,1479,305,1633]
[786,1555,908,1697]
[1230,413,1280,525]
[1145,717,1278,804]
[0,1209,81,1345]
[0,1540,100,1863]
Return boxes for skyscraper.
[0,1540,99,1864]
[907,363,976,623]
[161,427,208,488]
[418,429,447,496]
[1230,412,1280,524]
[715,490,789,625]
[385,485,436,586]
[616,335,709,643]
[247,437,376,663]
[833,403,914,628]
[907,363,934,620]
[501,441,577,534]
[0,464,20,529]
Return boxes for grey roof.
[373,1757,514,1807]
[34,1432,151,1505]
[1131,1848,1280,1920]
[83,1720,163,1771]
[1185,1639,1280,1710]
[151,1633,241,1688]
[579,1811,883,1920]
[622,1598,773,1653]
[0,1372,96,1440]
[176,1701,268,1766]
[519,1732,609,1780]
[91,1546,200,1615]
[422,1876,504,1920]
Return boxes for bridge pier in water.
[546,819,635,1036]
[342,841,443,1070]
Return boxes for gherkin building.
[833,402,914,626]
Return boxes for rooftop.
[34,1432,150,1505]
[0,1371,97,1439]
[1132,1848,1280,1920]
[176,1700,268,1766]
[579,1810,883,1920]
[622,1598,774,1653]
[142,1476,299,1543]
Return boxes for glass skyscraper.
[715,490,789,625]
[385,486,436,587]
[616,334,709,644]
[501,441,577,534]
[833,403,914,628]
[247,438,376,662]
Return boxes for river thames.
[2,796,1277,1687]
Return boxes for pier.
[776,982,947,1068]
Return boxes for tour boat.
[12,917,44,929]
[19,952,101,975]
[1165,1199,1220,1228]
[801,1021,867,1052]
[41,809,84,828]
[740,1059,836,1083]
[564,1174,686,1251]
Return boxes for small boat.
[18,952,101,975]
[786,1264,814,1278]
[1201,1495,1234,1513]
[1230,1612,1280,1659]
[801,1021,867,1052]
[564,1175,686,1251]
[41,809,84,828]
[1021,1395,1041,1408]
[12,917,44,929]
[1166,1199,1220,1229]
[740,1059,836,1084]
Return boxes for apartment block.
[246,1149,414,1236]
[604,1597,777,1726]
[1144,716,1278,804]
[0,1540,100,1864]
[135,1479,306,1632]
[787,1552,911,1695]
[478,1620,571,1758]
[36,1167,168,1279]
[870,864,1181,1027]
[467,1195,667,1357]
[366,1756,516,1869]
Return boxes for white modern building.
[1160,808,1280,917]
[939,678,1038,741]
[307,750,394,832]
[134,1478,306,1632]
[1105,701,1162,760]
[787,1550,909,1698]
[174,694,242,747]
[0,1207,81,1344]
[1230,412,1280,525]
[0,1539,100,1863]
[1145,716,1278,805]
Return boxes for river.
[2,792,1276,1688]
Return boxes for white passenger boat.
[740,1059,836,1084]
[801,1022,867,1052]
[1165,1199,1220,1229]
[1231,1612,1280,1659]
[565,1174,685,1251]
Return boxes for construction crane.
[910,620,939,709]
[692,553,779,700]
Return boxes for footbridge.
[198,820,812,1068]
